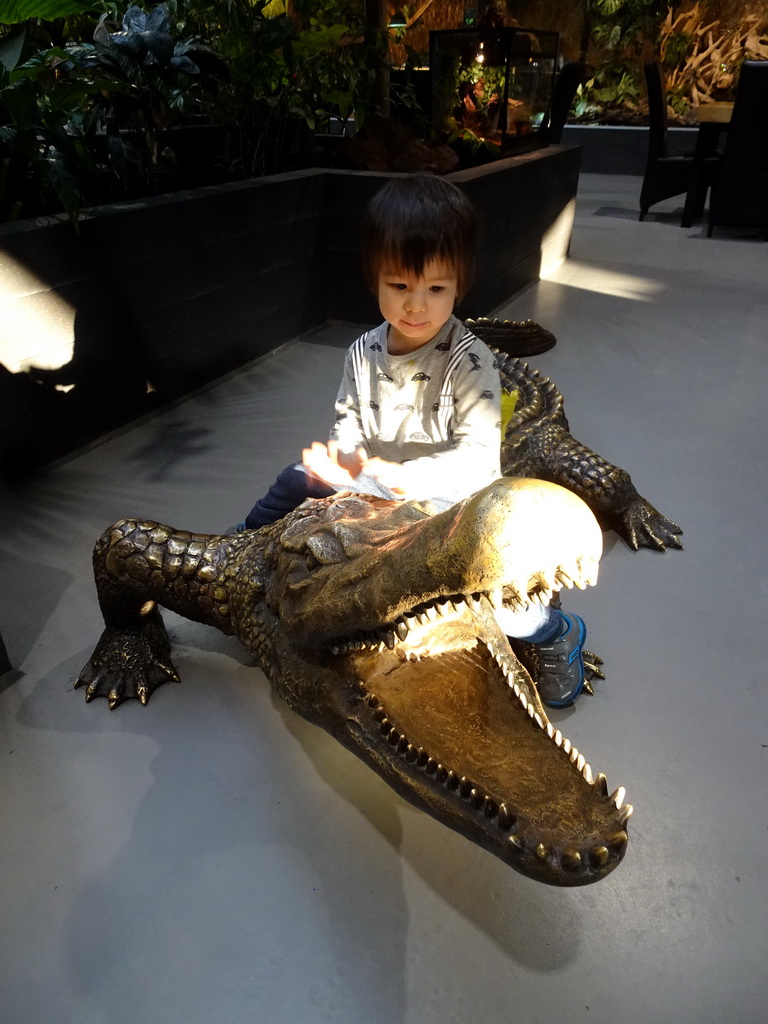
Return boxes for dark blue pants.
[244,464,335,529]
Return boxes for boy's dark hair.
[362,173,478,300]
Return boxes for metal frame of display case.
[430,27,559,156]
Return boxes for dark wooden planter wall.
[0,145,580,478]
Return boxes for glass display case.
[430,28,559,156]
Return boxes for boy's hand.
[361,457,411,499]
[334,443,366,478]
[302,441,360,487]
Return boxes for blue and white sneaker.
[535,611,587,708]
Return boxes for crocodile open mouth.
[345,593,632,886]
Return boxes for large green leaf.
[0,1,99,25]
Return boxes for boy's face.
[377,260,459,354]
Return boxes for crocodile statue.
[493,350,682,552]
[76,354,678,886]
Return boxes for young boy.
[234,174,589,707]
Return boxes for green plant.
[0,2,221,223]
[68,3,213,191]
[0,33,108,222]
[0,0,97,24]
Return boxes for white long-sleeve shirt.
[329,315,502,503]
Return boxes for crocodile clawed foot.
[75,611,178,709]
[617,499,683,552]
[584,648,604,681]
[582,649,605,695]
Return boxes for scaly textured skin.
[495,352,683,551]
[77,478,633,887]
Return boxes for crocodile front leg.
[503,425,683,552]
[75,519,240,708]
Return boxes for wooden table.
[681,103,734,227]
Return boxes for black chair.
[548,62,584,144]
[708,60,768,238]
[639,62,695,220]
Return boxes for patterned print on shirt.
[377,372,394,382]
[467,352,482,371]
[412,372,431,381]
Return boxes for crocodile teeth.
[498,802,516,830]
[383,630,396,649]
[534,712,544,729]
[569,746,580,764]
[576,753,586,772]
[395,620,409,640]
[617,804,634,824]
[589,845,610,868]
[578,555,600,587]
[608,831,628,854]
[593,772,608,796]
[555,569,575,590]
[610,786,626,808]
[561,848,582,871]
[546,722,555,738]
[534,570,557,592]
[562,737,571,755]
[424,605,439,622]
[582,762,594,784]
[488,589,503,609]
[554,729,563,747]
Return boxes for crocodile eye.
[306,531,346,565]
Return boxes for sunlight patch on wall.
[0,252,76,373]
[540,259,664,303]
[539,199,577,277]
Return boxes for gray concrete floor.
[1,175,767,1024]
